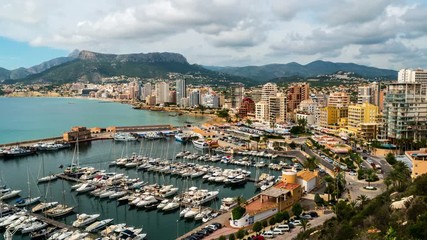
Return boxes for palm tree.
[365,169,376,187]
[300,219,311,232]
[356,194,369,208]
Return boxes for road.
[301,144,386,200]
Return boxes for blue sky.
[0,37,68,70]
[0,0,426,70]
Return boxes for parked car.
[272,228,285,235]
[301,214,313,220]
[349,171,357,176]
[276,224,290,232]
[309,211,319,218]
[261,231,275,238]
[293,219,302,225]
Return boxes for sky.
[0,0,426,70]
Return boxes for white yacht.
[220,197,238,211]
[44,204,74,218]
[0,189,22,200]
[21,220,48,234]
[37,174,58,183]
[85,218,114,232]
[163,201,180,211]
[73,213,100,228]
[192,140,210,149]
[14,196,41,207]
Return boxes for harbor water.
[0,139,288,239]
[0,97,289,239]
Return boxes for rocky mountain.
[207,60,397,81]
[0,55,76,81]
[9,50,250,85]
[0,67,10,81]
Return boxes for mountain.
[13,50,252,85]
[207,60,397,81]
[0,67,10,81]
[0,54,76,81]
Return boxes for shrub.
[252,221,263,233]
[229,233,236,240]
[236,229,245,239]
[232,206,246,220]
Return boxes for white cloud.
[0,0,426,69]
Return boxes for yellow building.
[348,103,378,139]
[406,148,427,179]
[319,106,348,130]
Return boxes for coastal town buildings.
[176,79,187,107]
[406,148,427,179]
[347,103,379,140]
[357,82,381,106]
[155,81,169,104]
[189,90,200,107]
[261,83,278,101]
[231,83,244,109]
[383,69,427,142]
[238,97,255,118]
[268,93,287,123]
[328,92,350,107]
[255,101,269,122]
[287,83,309,113]
[230,170,302,228]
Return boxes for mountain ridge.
[205,60,397,81]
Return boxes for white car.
[261,231,275,238]
[293,219,302,225]
[272,228,285,235]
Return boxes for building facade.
[231,83,245,109]
[287,83,309,113]
[176,79,187,107]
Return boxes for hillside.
[7,50,253,85]
[297,162,427,240]
[208,60,397,81]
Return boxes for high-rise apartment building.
[398,69,427,83]
[262,83,278,102]
[255,101,269,122]
[358,82,381,106]
[189,90,200,107]
[287,83,309,113]
[383,80,427,142]
[202,92,219,108]
[231,83,245,109]
[268,93,287,123]
[328,92,350,107]
[347,103,378,140]
[238,97,255,118]
[142,82,152,99]
[176,79,187,107]
[155,81,169,104]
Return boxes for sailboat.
[32,181,58,213]
[37,155,57,183]
[64,138,84,178]
[43,181,74,218]
[14,169,41,208]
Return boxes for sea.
[0,97,287,240]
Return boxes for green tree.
[236,229,245,239]
[269,216,277,226]
[231,206,246,220]
[262,220,268,228]
[314,193,324,206]
[365,169,377,187]
[356,194,369,208]
[218,236,226,240]
[300,219,311,232]
[385,153,397,165]
[304,157,317,171]
[245,118,252,125]
[217,109,230,118]
[297,118,308,133]
[289,141,297,149]
[292,203,303,217]
[252,221,263,234]
[229,233,236,240]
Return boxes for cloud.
[0,0,427,69]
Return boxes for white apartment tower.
[155,81,169,104]
[383,69,427,142]
[176,79,187,107]
[262,83,278,102]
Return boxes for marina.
[0,137,295,240]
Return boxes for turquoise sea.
[0,97,285,240]
[0,97,206,144]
